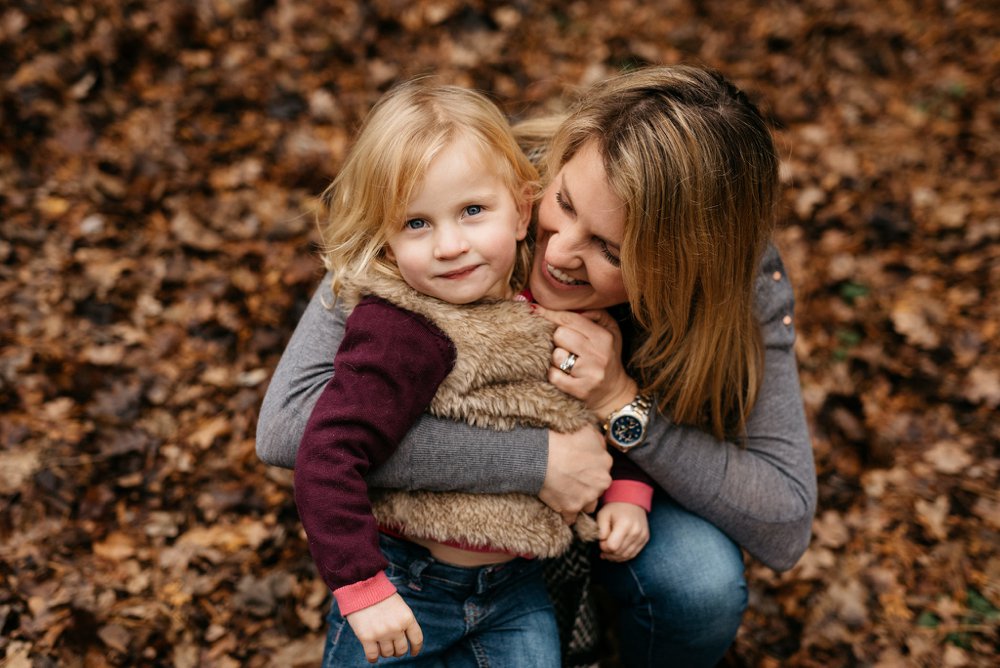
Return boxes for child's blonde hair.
[320,80,539,295]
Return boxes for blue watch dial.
[611,415,643,444]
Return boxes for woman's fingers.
[535,305,621,335]
[539,427,613,517]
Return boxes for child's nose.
[434,226,470,259]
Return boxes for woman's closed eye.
[557,190,620,266]
[555,191,573,214]
[598,239,621,267]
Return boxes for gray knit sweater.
[256,244,817,571]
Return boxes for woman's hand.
[540,425,613,524]
[535,306,639,418]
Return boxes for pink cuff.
[602,480,654,512]
[333,571,398,616]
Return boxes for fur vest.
[341,273,599,558]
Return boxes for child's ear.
[514,187,533,241]
[384,245,396,262]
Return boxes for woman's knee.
[599,497,748,624]
[632,548,745,623]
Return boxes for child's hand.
[345,593,424,663]
[596,502,649,562]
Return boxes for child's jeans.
[322,533,560,667]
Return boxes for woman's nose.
[544,226,584,267]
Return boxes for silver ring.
[558,353,578,374]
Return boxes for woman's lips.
[545,263,586,286]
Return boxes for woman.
[257,66,816,667]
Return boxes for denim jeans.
[322,534,560,667]
[594,494,748,668]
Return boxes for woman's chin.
[530,274,593,311]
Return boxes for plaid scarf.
[544,539,603,667]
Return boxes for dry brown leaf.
[922,441,974,475]
[98,623,131,654]
[813,510,851,549]
[187,416,231,450]
[891,295,944,349]
[964,367,1000,408]
[0,448,40,495]
[93,532,137,562]
[915,495,951,542]
[269,634,325,668]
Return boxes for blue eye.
[405,218,428,230]
[465,205,483,216]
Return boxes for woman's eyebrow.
[560,176,577,214]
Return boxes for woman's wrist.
[593,377,640,420]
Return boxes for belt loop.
[476,562,502,595]
[407,557,428,591]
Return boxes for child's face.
[386,136,530,304]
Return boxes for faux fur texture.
[342,273,599,557]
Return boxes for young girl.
[293,81,653,666]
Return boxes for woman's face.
[529,141,630,311]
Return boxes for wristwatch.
[603,394,652,452]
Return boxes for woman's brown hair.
[529,66,779,440]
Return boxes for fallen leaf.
[964,367,1000,408]
[915,495,950,542]
[187,416,231,449]
[0,448,40,495]
[813,510,850,549]
[923,441,973,475]
[98,623,131,653]
[93,532,137,561]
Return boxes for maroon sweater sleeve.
[293,296,456,593]
[610,448,656,486]
[604,449,657,511]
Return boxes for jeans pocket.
[385,563,410,588]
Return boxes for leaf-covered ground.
[2,1,997,666]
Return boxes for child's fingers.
[361,639,379,663]
[600,521,649,560]
[620,527,649,558]
[379,638,399,660]
[597,509,612,540]
[600,526,623,554]
[406,623,424,656]
[392,635,409,657]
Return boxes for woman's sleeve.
[255,273,550,493]
[626,245,817,572]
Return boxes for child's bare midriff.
[406,536,519,567]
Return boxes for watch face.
[610,415,643,445]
